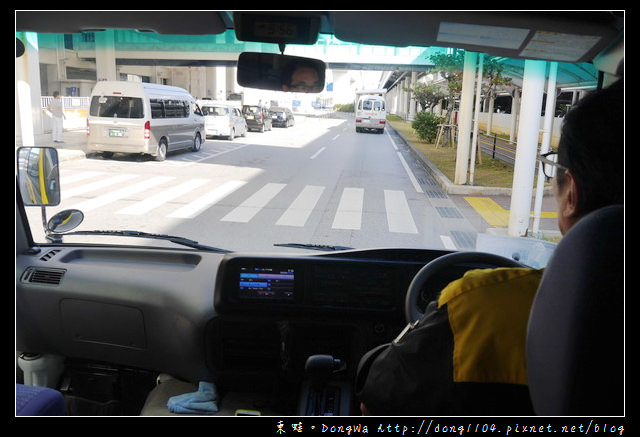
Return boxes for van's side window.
[90,96,144,118]
[150,98,190,119]
[150,99,164,118]
[164,99,188,118]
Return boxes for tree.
[428,51,512,119]
[403,82,446,112]
[429,51,465,120]
[481,57,513,106]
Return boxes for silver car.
[198,100,247,140]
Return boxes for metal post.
[508,59,547,237]
[492,133,497,159]
[454,51,477,185]
[532,62,558,235]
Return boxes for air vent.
[21,267,66,286]
[39,249,61,262]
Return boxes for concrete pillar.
[399,77,406,119]
[16,32,43,146]
[226,67,238,97]
[454,51,478,185]
[469,53,484,185]
[390,86,398,114]
[214,66,226,100]
[95,30,118,82]
[408,72,417,121]
[508,59,547,237]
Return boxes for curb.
[388,123,553,197]
[16,130,88,162]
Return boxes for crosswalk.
[59,170,427,234]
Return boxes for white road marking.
[276,185,325,227]
[221,183,286,223]
[168,180,246,219]
[332,187,364,230]
[385,190,418,233]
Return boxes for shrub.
[334,103,354,112]
[411,112,445,143]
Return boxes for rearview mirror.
[17,147,61,206]
[237,52,325,93]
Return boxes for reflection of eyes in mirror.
[282,63,321,93]
[237,52,325,93]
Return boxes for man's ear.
[562,171,581,219]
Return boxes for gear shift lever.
[304,355,345,415]
[306,355,343,389]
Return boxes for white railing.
[41,96,90,110]
[40,96,90,131]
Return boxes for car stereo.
[238,266,295,301]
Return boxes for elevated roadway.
[36,29,600,88]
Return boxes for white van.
[197,100,247,140]
[355,95,386,134]
[87,81,204,161]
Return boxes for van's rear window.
[90,96,144,118]
[203,106,228,116]
[362,100,384,111]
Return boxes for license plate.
[246,115,254,120]
[109,128,125,137]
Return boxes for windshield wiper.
[47,229,231,253]
[274,243,353,251]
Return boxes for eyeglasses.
[538,152,569,179]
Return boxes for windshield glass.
[17,12,594,266]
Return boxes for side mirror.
[237,52,325,93]
[47,209,84,234]
[17,147,61,206]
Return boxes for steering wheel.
[405,251,523,323]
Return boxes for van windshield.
[89,96,144,118]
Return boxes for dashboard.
[16,244,467,414]
[215,252,437,315]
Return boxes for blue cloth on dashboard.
[167,381,219,414]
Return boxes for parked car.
[242,104,272,132]
[198,100,247,140]
[271,106,295,128]
[87,81,204,161]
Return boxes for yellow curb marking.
[464,197,557,227]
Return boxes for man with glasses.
[541,79,624,234]
[356,79,624,416]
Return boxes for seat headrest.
[527,205,624,416]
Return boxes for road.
[24,114,506,253]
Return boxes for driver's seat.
[526,205,624,415]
